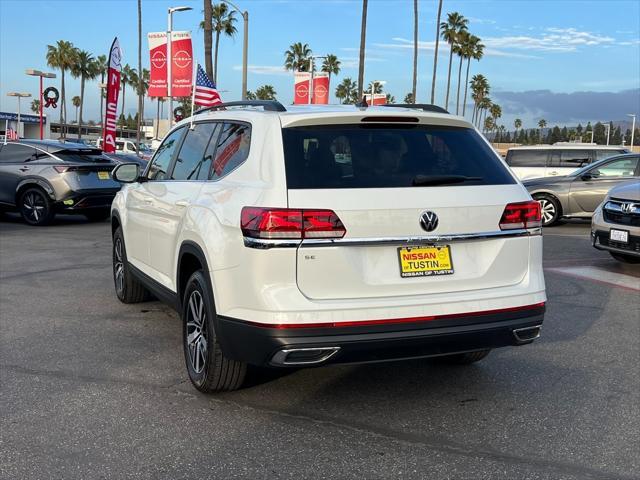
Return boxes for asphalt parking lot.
[1,214,638,480]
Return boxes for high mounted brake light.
[241,207,346,240]
[499,201,542,230]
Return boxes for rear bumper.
[55,189,119,212]
[217,303,545,367]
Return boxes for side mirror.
[112,163,140,183]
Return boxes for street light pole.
[222,1,248,100]
[7,92,32,138]
[628,114,636,151]
[167,6,192,127]
[25,69,56,140]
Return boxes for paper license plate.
[610,229,629,243]
[398,245,454,278]
[97,171,110,180]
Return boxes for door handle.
[174,200,189,208]
[549,171,558,175]
[19,166,30,172]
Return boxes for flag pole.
[190,62,197,130]
[4,120,8,145]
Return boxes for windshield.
[282,124,515,189]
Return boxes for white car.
[96,137,153,159]
[110,101,546,393]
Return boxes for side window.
[591,157,639,178]
[551,150,590,168]
[0,144,36,163]
[171,122,218,180]
[147,127,184,180]
[595,150,625,161]
[210,122,251,180]
[507,150,547,167]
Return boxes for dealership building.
[1,111,50,139]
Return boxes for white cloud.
[375,37,541,59]
[482,28,615,52]
[467,16,496,25]
[232,65,289,76]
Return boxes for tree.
[440,12,468,111]
[483,116,495,135]
[461,34,483,116]
[72,96,81,123]
[430,0,443,104]
[411,0,418,104]
[321,54,341,84]
[136,68,150,138]
[538,119,547,142]
[245,90,256,100]
[284,42,312,72]
[120,64,135,136]
[30,99,41,114]
[470,74,489,127]
[514,118,522,142]
[203,0,213,79]
[255,85,277,100]
[210,2,236,84]
[404,93,414,104]
[95,54,108,124]
[357,0,369,101]
[489,103,502,124]
[366,82,383,94]
[335,78,357,104]
[71,50,98,139]
[46,40,78,138]
[385,93,395,104]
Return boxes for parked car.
[111,100,546,393]
[0,140,119,225]
[103,152,148,168]
[592,180,640,263]
[506,144,628,180]
[524,153,640,226]
[96,137,153,160]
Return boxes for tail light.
[499,201,541,230]
[241,207,346,240]
[54,166,75,173]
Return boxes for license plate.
[97,171,110,180]
[610,229,629,243]
[398,245,454,278]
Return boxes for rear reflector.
[499,201,541,230]
[241,207,346,240]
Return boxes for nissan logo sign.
[419,211,439,232]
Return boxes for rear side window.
[591,157,639,178]
[550,150,591,168]
[148,127,184,180]
[171,122,218,180]
[210,122,251,180]
[0,144,36,163]
[595,149,626,161]
[282,124,515,189]
[506,150,547,167]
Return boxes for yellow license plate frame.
[97,171,110,180]
[397,245,454,278]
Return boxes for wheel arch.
[531,190,565,217]
[16,178,56,203]
[177,241,212,308]
[111,209,122,238]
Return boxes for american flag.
[6,128,18,140]
[194,64,222,107]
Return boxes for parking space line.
[546,266,640,292]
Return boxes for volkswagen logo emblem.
[419,211,439,232]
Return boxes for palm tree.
[335,77,357,104]
[470,74,489,127]
[255,85,277,100]
[284,42,312,72]
[411,0,418,103]
[514,118,522,142]
[538,119,547,142]
[478,96,492,130]
[404,93,414,104]
[71,50,98,139]
[210,2,237,84]
[483,116,495,135]
[136,0,143,151]
[203,0,213,79]
[30,99,41,114]
[440,12,468,111]
[245,91,256,100]
[489,103,502,124]
[120,64,135,137]
[46,40,78,138]
[462,35,483,117]
[95,54,108,124]
[136,68,150,142]
[452,30,469,115]
[385,93,395,104]
[430,0,443,104]
[321,54,341,86]
[72,96,81,124]
[357,0,368,100]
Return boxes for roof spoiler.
[196,100,287,114]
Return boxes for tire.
[182,270,247,393]
[533,194,561,227]
[112,227,150,303]
[439,349,491,365]
[85,209,110,222]
[610,252,640,264]
[18,187,55,226]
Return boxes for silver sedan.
[523,153,639,226]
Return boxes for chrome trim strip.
[244,228,540,249]
[512,325,542,344]
[271,347,341,366]
[604,200,639,215]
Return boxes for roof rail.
[381,104,449,114]
[196,100,287,114]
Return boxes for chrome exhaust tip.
[513,325,542,344]
[271,347,341,366]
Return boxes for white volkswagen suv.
[111,101,546,393]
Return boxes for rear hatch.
[282,119,534,300]
[53,149,120,189]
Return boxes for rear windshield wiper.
[412,175,483,186]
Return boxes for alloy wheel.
[186,290,208,374]
[113,238,125,295]
[538,199,556,225]
[22,191,46,223]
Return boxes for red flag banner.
[170,31,193,97]
[312,73,330,104]
[365,93,387,105]
[293,72,311,104]
[103,37,122,154]
[148,32,167,97]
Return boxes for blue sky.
[1,0,639,127]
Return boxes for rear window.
[54,149,112,163]
[506,150,548,167]
[282,124,515,189]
